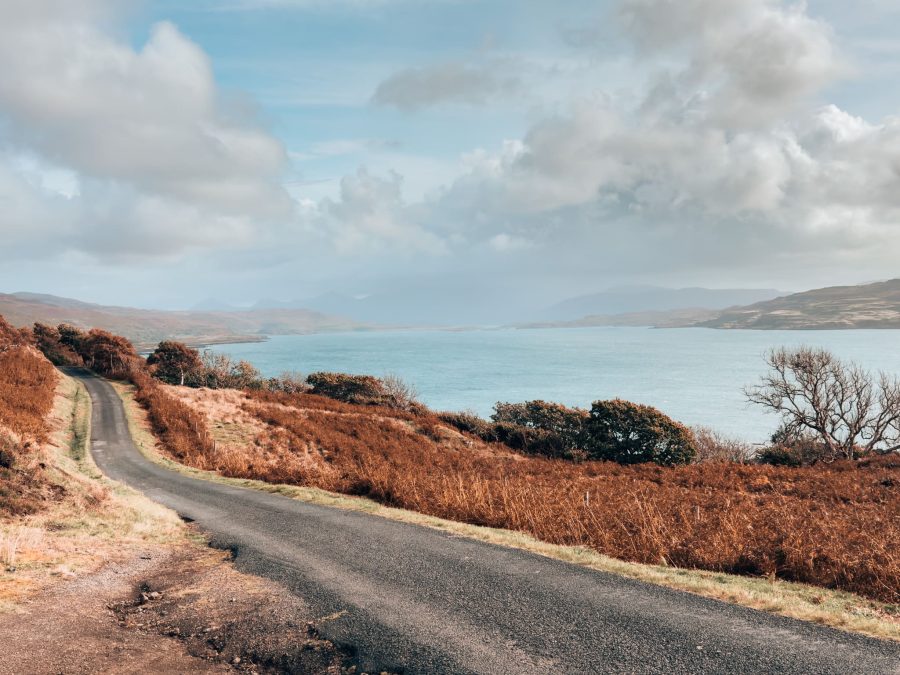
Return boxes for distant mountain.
[0,292,367,349]
[699,279,900,329]
[542,286,783,322]
[300,289,530,326]
[518,308,720,329]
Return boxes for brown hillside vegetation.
[0,316,59,515]
[700,278,900,329]
[157,386,900,604]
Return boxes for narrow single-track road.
[74,370,900,674]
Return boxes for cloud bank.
[0,0,289,260]
[2,0,900,310]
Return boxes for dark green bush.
[306,372,388,405]
[586,399,696,466]
[147,341,204,386]
[492,400,587,456]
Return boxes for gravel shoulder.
[0,543,352,675]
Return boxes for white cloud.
[316,169,446,255]
[0,1,291,259]
[415,0,900,280]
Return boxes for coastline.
[135,334,269,353]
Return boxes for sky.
[2,0,900,319]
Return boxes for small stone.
[148,591,160,600]
[232,656,241,665]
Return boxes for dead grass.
[112,382,900,641]
[0,374,187,610]
[192,390,900,606]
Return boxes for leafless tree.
[746,346,900,459]
[381,373,420,411]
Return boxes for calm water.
[208,327,900,443]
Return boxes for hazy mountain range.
[0,293,365,349]
[192,286,784,326]
[4,280,900,348]
[538,286,783,322]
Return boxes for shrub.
[306,372,388,405]
[80,329,140,379]
[586,399,696,466]
[381,373,421,412]
[692,426,754,464]
[0,319,58,442]
[755,424,836,467]
[147,341,204,386]
[265,371,309,394]
[32,323,82,366]
[0,315,32,348]
[200,352,263,390]
[492,400,587,456]
[438,411,497,438]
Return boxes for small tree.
[80,329,138,378]
[586,399,696,466]
[746,347,900,460]
[147,341,204,386]
[32,323,82,366]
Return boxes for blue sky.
[2,0,900,320]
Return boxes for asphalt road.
[73,370,900,674]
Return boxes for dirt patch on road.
[0,543,357,674]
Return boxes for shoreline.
[135,334,269,353]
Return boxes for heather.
[22,321,900,603]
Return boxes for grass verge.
[0,374,188,611]
[110,380,900,642]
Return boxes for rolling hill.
[0,292,366,349]
[541,286,782,321]
[699,280,900,329]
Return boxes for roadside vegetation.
[0,316,183,606]
[21,318,900,608]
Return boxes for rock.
[232,656,241,665]
[148,591,160,600]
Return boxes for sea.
[207,327,900,444]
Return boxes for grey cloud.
[372,62,521,110]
